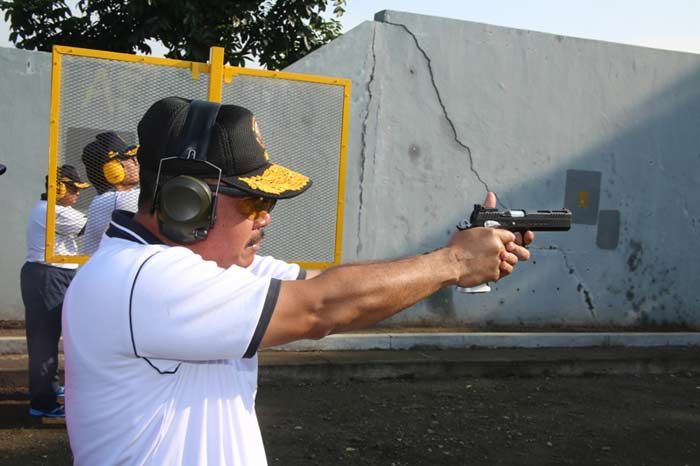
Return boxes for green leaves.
[0,0,347,69]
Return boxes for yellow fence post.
[208,47,225,103]
[45,46,63,263]
[334,82,352,265]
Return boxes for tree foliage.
[0,0,346,69]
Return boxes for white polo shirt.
[63,210,302,466]
[83,188,140,255]
[25,200,87,269]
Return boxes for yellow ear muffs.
[56,180,67,200]
[103,159,125,185]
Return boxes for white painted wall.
[288,11,700,327]
[0,47,51,319]
[2,10,700,328]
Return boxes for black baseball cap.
[46,164,90,190]
[83,132,138,164]
[137,97,311,199]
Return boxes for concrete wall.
[2,10,700,328]
[0,47,52,319]
[286,10,700,327]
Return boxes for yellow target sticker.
[578,191,589,208]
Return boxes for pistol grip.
[454,219,500,294]
[456,283,492,294]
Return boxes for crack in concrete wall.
[533,245,597,319]
[382,20,501,207]
[356,26,378,258]
[287,12,700,326]
[680,196,700,238]
[360,19,598,320]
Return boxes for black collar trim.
[106,210,164,245]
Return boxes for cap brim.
[121,145,139,158]
[222,163,311,199]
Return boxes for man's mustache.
[245,230,265,248]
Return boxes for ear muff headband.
[155,100,222,244]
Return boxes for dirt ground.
[0,373,698,466]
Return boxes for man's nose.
[253,211,271,229]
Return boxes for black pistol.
[458,204,572,232]
[456,204,572,293]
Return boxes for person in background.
[21,164,89,418]
[81,132,140,254]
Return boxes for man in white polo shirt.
[21,164,89,418]
[81,131,140,254]
[63,97,534,465]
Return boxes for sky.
[340,0,700,54]
[2,0,700,56]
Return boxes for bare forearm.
[310,247,461,334]
[265,202,528,349]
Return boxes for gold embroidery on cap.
[238,165,309,194]
[123,145,139,157]
[252,116,270,161]
[60,176,89,189]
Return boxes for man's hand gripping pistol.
[456,205,572,293]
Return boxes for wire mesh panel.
[49,48,210,261]
[47,47,350,267]
[222,72,348,267]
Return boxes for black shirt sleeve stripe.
[243,278,281,358]
[297,269,307,280]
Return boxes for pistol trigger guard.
[456,219,471,231]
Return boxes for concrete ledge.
[0,338,29,355]
[1,348,699,385]
[258,347,700,383]
[1,332,699,355]
[274,332,700,351]
[0,346,700,389]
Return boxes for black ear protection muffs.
[154,100,222,244]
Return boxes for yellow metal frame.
[207,47,225,102]
[45,50,62,262]
[224,66,352,87]
[224,66,351,269]
[52,45,209,70]
[46,45,351,269]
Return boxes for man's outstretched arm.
[261,226,527,348]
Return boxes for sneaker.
[55,386,65,398]
[29,405,65,418]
